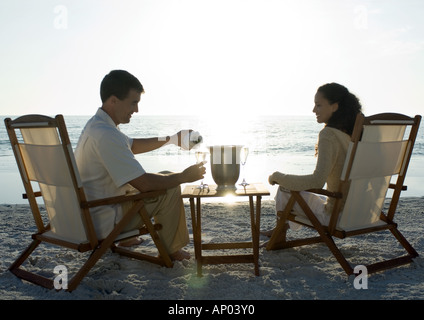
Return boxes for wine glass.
[239,146,249,187]
[195,150,208,189]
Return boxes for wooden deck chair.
[4,114,173,292]
[266,112,421,276]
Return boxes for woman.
[263,82,363,236]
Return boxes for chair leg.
[320,234,354,275]
[9,239,41,273]
[390,226,419,258]
[67,241,114,292]
[293,191,354,275]
[8,239,56,289]
[111,204,173,268]
[138,208,173,268]
[68,201,153,291]
[266,190,418,276]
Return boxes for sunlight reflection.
[187,274,209,289]
[221,193,238,204]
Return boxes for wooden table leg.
[249,195,261,276]
[190,197,203,277]
[183,183,268,277]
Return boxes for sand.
[0,197,423,304]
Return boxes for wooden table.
[181,183,270,276]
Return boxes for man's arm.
[131,129,197,154]
[129,162,206,192]
[131,136,170,154]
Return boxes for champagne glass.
[195,150,208,189]
[239,146,249,187]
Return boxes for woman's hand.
[268,174,277,185]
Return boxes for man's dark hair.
[100,70,144,103]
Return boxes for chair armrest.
[389,183,407,191]
[81,189,167,209]
[22,191,42,199]
[305,184,405,199]
[306,188,343,199]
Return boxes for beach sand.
[0,198,423,303]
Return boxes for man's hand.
[129,161,207,193]
[182,161,206,182]
[169,130,202,150]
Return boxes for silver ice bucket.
[209,145,243,191]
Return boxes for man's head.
[100,70,144,125]
[100,70,144,103]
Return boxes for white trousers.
[275,188,329,230]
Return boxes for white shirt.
[74,108,146,239]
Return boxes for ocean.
[1,115,423,204]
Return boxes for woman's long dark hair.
[317,83,362,136]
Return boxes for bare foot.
[259,241,269,248]
[260,229,275,238]
[170,249,191,261]
[117,236,144,247]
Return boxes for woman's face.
[313,91,339,124]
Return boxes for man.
[74,70,205,261]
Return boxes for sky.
[1,0,423,118]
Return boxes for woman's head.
[314,83,362,135]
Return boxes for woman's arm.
[269,130,336,191]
